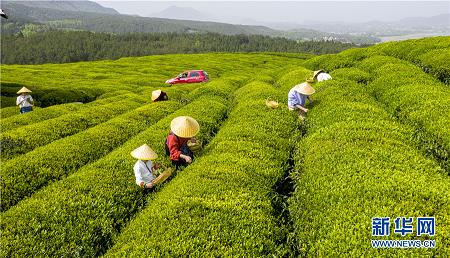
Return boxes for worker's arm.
[167,135,182,161]
[25,96,33,105]
[295,105,308,112]
[180,154,192,163]
[134,165,154,189]
[16,96,24,106]
[139,181,154,189]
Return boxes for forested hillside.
[0,0,378,44]
[1,31,359,64]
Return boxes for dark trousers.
[20,106,33,114]
[165,144,194,167]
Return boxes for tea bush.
[0,101,183,211]
[105,81,298,257]
[0,98,144,160]
[0,93,146,132]
[289,79,450,257]
[0,80,240,257]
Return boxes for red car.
[165,70,209,84]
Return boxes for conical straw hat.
[131,144,158,160]
[313,70,324,79]
[293,82,315,95]
[17,87,32,94]
[170,116,199,138]
[151,90,162,101]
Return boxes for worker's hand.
[145,182,154,189]
[190,137,197,144]
[181,154,192,163]
[304,108,308,113]
[153,163,162,170]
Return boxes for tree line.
[1,31,363,64]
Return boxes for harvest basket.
[187,140,202,152]
[265,98,279,109]
[152,167,173,185]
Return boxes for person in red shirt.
[165,116,199,167]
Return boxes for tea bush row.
[288,78,450,257]
[0,92,147,132]
[104,81,298,257]
[0,98,144,160]
[0,80,240,257]
[0,100,183,211]
[0,106,41,119]
[370,36,450,83]
[358,57,450,170]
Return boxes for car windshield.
[190,72,199,77]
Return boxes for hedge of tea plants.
[370,36,450,83]
[0,100,183,211]
[0,106,40,119]
[358,58,450,171]
[104,81,298,257]
[0,79,241,257]
[0,98,145,160]
[288,78,450,257]
[0,93,146,132]
[416,48,450,84]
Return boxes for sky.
[92,1,450,24]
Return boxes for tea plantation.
[1,36,449,257]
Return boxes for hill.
[0,0,379,44]
[4,0,118,15]
[0,31,359,65]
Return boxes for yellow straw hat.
[131,144,158,160]
[17,87,32,94]
[293,82,316,96]
[151,90,162,101]
[170,116,200,138]
[313,70,324,79]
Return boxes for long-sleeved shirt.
[16,95,33,108]
[134,160,155,186]
[316,73,332,82]
[166,132,189,161]
[288,88,308,108]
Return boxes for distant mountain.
[150,6,213,21]
[301,13,450,36]
[2,0,118,15]
[397,13,449,29]
[0,0,379,44]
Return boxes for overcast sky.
[92,1,450,24]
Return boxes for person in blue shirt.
[288,82,315,120]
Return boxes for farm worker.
[132,144,162,189]
[16,87,34,114]
[151,90,168,102]
[313,70,332,82]
[288,82,315,120]
[165,116,199,167]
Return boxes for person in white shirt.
[313,70,332,82]
[16,87,34,114]
[131,144,162,190]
